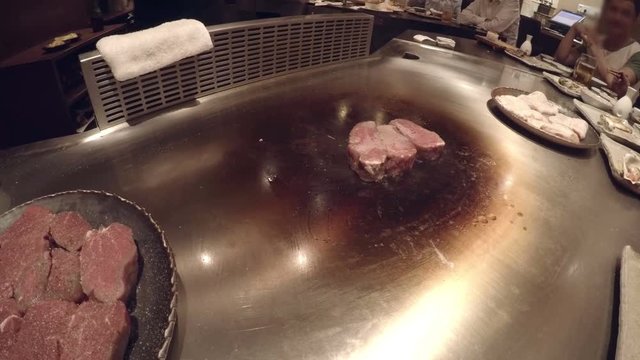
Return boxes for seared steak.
[348,121,387,182]
[60,301,131,360]
[81,223,138,303]
[50,211,92,252]
[390,119,445,160]
[46,248,83,303]
[348,120,444,182]
[377,124,417,177]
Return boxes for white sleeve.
[458,0,484,26]
[477,0,519,33]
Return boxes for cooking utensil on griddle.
[489,87,600,150]
[0,190,177,359]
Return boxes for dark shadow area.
[402,52,420,60]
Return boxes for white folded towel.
[413,34,436,43]
[96,19,213,82]
[436,36,456,49]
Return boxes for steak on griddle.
[348,120,443,182]
[81,223,138,303]
[348,121,387,182]
[377,124,417,177]
[390,118,446,160]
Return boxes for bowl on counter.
[581,87,613,111]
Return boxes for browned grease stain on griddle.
[209,92,503,266]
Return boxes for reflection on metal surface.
[200,252,213,265]
[349,276,469,360]
[81,123,128,143]
[338,101,350,123]
[294,250,309,269]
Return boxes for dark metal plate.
[0,190,177,360]
[490,87,600,150]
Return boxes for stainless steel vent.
[80,14,373,129]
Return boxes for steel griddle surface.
[1,38,640,360]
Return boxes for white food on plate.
[623,153,640,184]
[539,122,580,143]
[496,92,588,143]
[549,113,588,140]
[518,91,559,115]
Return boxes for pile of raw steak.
[0,205,138,359]
[348,119,446,182]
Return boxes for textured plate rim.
[490,87,600,150]
[542,72,583,98]
[504,50,564,75]
[600,134,640,195]
[574,99,640,152]
[0,189,177,360]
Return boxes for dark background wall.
[0,0,93,61]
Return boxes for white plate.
[580,88,613,111]
[543,72,585,98]
[504,51,563,74]
[574,99,640,151]
[601,134,640,195]
[539,56,573,76]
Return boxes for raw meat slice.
[377,125,417,177]
[14,247,51,310]
[390,119,446,160]
[0,230,51,303]
[81,223,138,303]
[59,301,130,360]
[46,248,83,303]
[548,113,589,140]
[50,211,92,251]
[9,300,76,360]
[0,205,53,248]
[348,121,387,182]
[540,122,580,143]
[0,299,20,324]
[518,91,559,115]
[0,300,21,360]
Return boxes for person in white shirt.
[457,0,521,45]
[555,0,640,96]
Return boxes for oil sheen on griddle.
[191,93,498,263]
